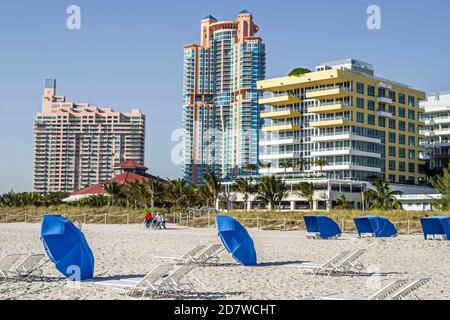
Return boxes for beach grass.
[0,206,448,234]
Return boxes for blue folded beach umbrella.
[41,215,95,280]
[216,216,257,266]
[304,215,341,239]
[354,216,397,238]
[420,216,450,240]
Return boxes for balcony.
[259,94,300,106]
[260,138,299,146]
[378,96,393,104]
[311,133,381,144]
[377,82,393,90]
[307,102,351,114]
[311,148,381,158]
[305,86,351,99]
[259,152,300,160]
[309,117,351,128]
[260,109,301,119]
[377,111,394,118]
[311,163,382,173]
[262,124,301,132]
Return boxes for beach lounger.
[93,264,175,298]
[159,264,196,295]
[155,245,206,264]
[389,278,431,300]
[338,249,367,275]
[286,251,350,276]
[7,254,47,281]
[192,244,224,264]
[0,254,26,280]
[322,279,409,300]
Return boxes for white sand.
[1,222,449,300]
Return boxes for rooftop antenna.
[435,91,440,101]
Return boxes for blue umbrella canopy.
[304,215,341,239]
[421,216,450,240]
[354,216,397,238]
[216,216,257,266]
[41,215,95,281]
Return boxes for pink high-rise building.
[33,79,145,193]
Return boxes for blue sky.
[0,0,450,193]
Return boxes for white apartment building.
[420,91,450,169]
[33,79,146,193]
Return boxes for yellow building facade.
[257,59,426,184]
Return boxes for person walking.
[144,210,152,228]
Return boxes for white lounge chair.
[9,254,47,281]
[159,264,196,295]
[286,251,351,275]
[0,254,26,280]
[93,264,175,298]
[193,244,224,264]
[155,245,206,264]
[322,279,409,300]
[389,278,431,300]
[338,249,367,275]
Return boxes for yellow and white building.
[257,59,426,185]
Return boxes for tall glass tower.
[182,10,266,184]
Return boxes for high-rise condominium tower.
[182,10,266,184]
[33,79,145,193]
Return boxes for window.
[389,105,396,115]
[368,85,375,97]
[399,107,406,117]
[389,160,396,170]
[408,96,415,106]
[378,103,386,112]
[368,114,375,125]
[357,112,364,123]
[408,150,415,160]
[408,176,415,184]
[389,119,396,129]
[409,136,415,146]
[389,90,396,102]
[389,132,396,143]
[357,98,364,108]
[389,146,396,157]
[408,123,415,133]
[399,175,406,183]
[378,116,385,127]
[408,110,415,120]
[408,163,415,173]
[399,121,406,131]
[399,148,406,158]
[356,83,364,94]
[389,174,396,182]
[399,162,405,172]
[368,100,375,111]
[399,93,406,104]
[399,134,406,145]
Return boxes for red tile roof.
[71,172,150,196]
[113,160,148,170]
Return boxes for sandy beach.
[1,222,449,300]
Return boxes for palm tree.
[234,177,257,211]
[298,159,306,174]
[204,172,222,210]
[245,163,258,177]
[335,195,353,210]
[103,182,123,206]
[280,160,292,178]
[364,177,403,210]
[314,159,328,173]
[256,176,287,211]
[260,162,272,175]
[432,164,450,210]
[141,179,166,208]
[296,182,314,211]
[166,179,193,210]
